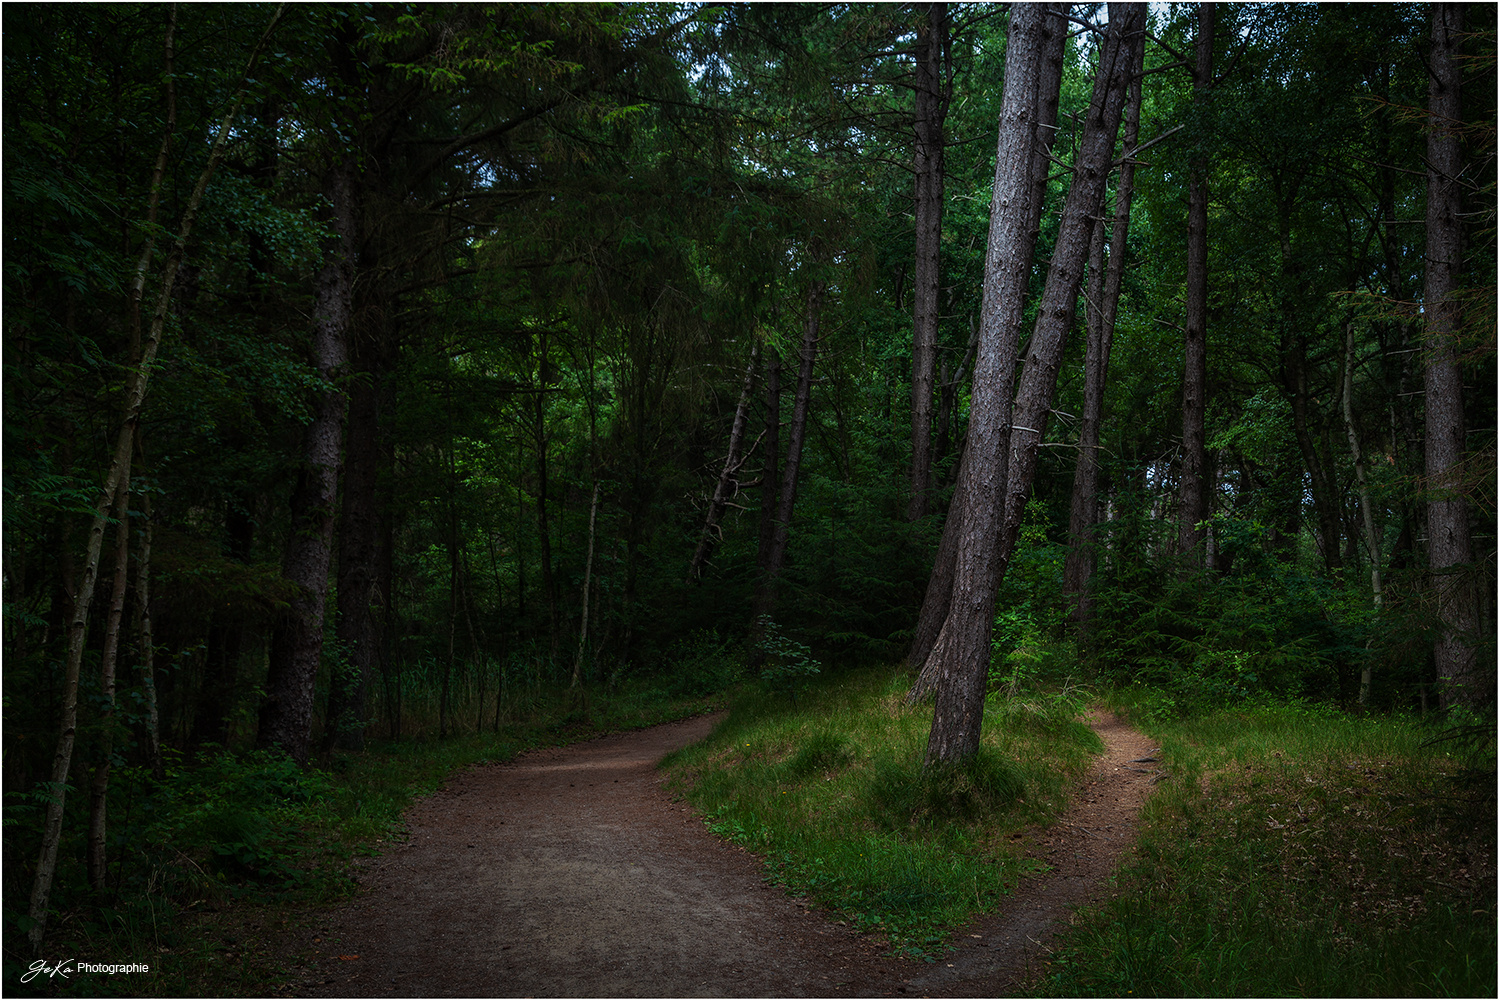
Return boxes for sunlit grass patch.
[1043,693,1497,997]
[661,664,1101,957]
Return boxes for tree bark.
[757,349,782,573]
[756,282,823,616]
[1178,3,1213,561]
[915,3,1053,762]
[906,2,1070,674]
[1065,61,1143,636]
[572,480,601,687]
[1423,2,1477,711]
[915,3,1144,727]
[28,3,283,952]
[1341,323,1383,704]
[86,473,133,892]
[258,154,356,764]
[908,1,949,521]
[689,340,760,581]
[326,332,385,752]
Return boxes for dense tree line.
[5,2,1494,952]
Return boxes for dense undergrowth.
[661,664,1103,958]
[1041,687,1497,998]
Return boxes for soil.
[275,708,1159,998]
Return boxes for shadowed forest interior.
[4,1,1495,980]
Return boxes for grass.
[661,663,1103,958]
[1039,687,1497,997]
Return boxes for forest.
[3,0,1495,981]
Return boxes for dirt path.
[277,709,1157,998]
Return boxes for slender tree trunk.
[258,153,356,764]
[1065,62,1142,635]
[135,487,162,779]
[1178,2,1213,561]
[1342,323,1383,704]
[28,4,283,952]
[909,1,949,521]
[534,336,559,661]
[757,282,823,616]
[573,481,601,687]
[689,340,761,581]
[86,474,133,892]
[915,3,1054,759]
[1423,3,1477,711]
[756,349,782,572]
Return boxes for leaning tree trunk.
[1065,62,1142,636]
[27,5,283,953]
[756,348,782,573]
[1423,2,1478,711]
[906,1,1070,674]
[1178,2,1213,561]
[258,154,356,765]
[916,4,1055,763]
[756,282,823,618]
[908,1,949,521]
[915,4,1144,725]
[689,340,761,581]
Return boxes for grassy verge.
[661,664,1102,959]
[5,679,728,998]
[1040,687,1497,997]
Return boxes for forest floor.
[269,708,1158,998]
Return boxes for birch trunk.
[27,3,284,952]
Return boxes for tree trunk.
[1423,3,1478,711]
[908,1,949,521]
[1178,2,1213,561]
[86,474,133,892]
[1341,323,1383,704]
[258,154,356,764]
[906,2,1070,674]
[689,340,760,581]
[916,3,1055,761]
[534,333,559,661]
[1065,60,1143,636]
[917,4,1144,732]
[756,282,823,616]
[135,487,162,779]
[572,480,601,687]
[327,334,385,752]
[28,5,282,951]
[756,349,782,572]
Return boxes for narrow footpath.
[278,708,1158,998]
